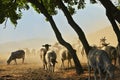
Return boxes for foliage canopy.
[0,0,119,26]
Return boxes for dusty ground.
[0,63,91,80]
[0,61,120,80]
[0,47,120,80]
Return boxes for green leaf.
[90,0,97,4]
[0,17,5,24]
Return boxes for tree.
[1,0,120,74]
[99,0,120,23]
[0,0,29,26]
[45,0,120,68]
[54,0,120,69]
[0,0,83,74]
[56,0,91,55]
[30,0,84,74]
[29,0,120,67]
[58,0,120,45]
[96,0,120,42]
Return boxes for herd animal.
[99,37,117,66]
[6,38,120,79]
[88,46,115,80]
[52,43,73,69]
[86,37,120,80]
[39,42,116,80]
[7,50,25,65]
[45,50,57,72]
[40,44,57,72]
[40,43,73,72]
[59,49,72,69]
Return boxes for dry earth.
[0,54,120,80]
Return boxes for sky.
[0,1,114,44]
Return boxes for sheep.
[7,50,25,65]
[52,43,73,69]
[88,47,115,80]
[59,49,72,70]
[40,44,57,72]
[45,50,57,72]
[40,48,47,70]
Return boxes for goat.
[7,50,25,65]
[59,49,72,69]
[104,46,117,66]
[99,37,117,66]
[88,47,115,80]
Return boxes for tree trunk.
[99,0,120,42]
[99,0,120,23]
[28,0,83,74]
[106,11,120,42]
[57,0,91,55]
[99,0,120,66]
